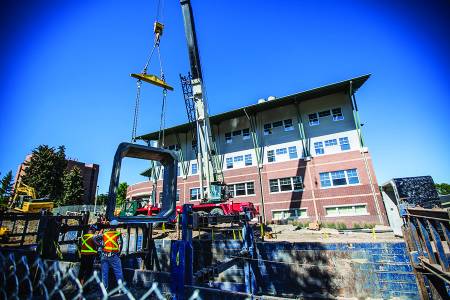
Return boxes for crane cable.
[131,0,167,144]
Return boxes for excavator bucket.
[131,73,174,91]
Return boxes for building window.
[190,188,201,201]
[332,108,344,121]
[331,170,347,186]
[272,120,283,128]
[269,179,279,193]
[267,150,275,162]
[177,165,181,177]
[235,183,246,196]
[191,163,198,175]
[263,123,272,135]
[272,208,307,220]
[225,132,232,144]
[245,154,252,166]
[232,130,242,136]
[288,146,298,159]
[308,113,319,126]
[269,176,303,193]
[292,176,302,190]
[227,182,255,197]
[242,128,250,140]
[320,173,332,187]
[314,142,324,155]
[319,168,360,188]
[346,169,360,184]
[234,155,243,163]
[339,137,350,150]
[276,148,287,155]
[324,139,337,147]
[325,204,367,217]
[284,119,294,131]
[318,110,331,118]
[279,177,292,191]
[226,157,233,169]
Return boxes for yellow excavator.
[11,182,54,213]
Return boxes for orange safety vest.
[80,233,97,255]
[103,230,121,253]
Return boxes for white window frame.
[244,154,252,166]
[268,176,303,194]
[332,107,344,121]
[324,203,368,217]
[242,128,250,140]
[314,141,324,155]
[191,163,198,175]
[288,146,298,159]
[324,139,337,147]
[319,168,360,189]
[225,132,232,144]
[272,208,308,220]
[283,119,294,131]
[227,181,256,198]
[189,188,201,201]
[263,123,272,135]
[339,137,350,151]
[267,150,275,163]
[308,113,319,126]
[226,157,233,169]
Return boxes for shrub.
[352,222,362,229]
[363,223,375,229]
[336,222,347,230]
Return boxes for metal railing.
[401,206,450,299]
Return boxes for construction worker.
[79,224,98,284]
[100,219,124,289]
[239,209,255,257]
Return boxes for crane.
[180,0,224,202]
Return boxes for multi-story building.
[127,75,388,226]
[15,155,99,205]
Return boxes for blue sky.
[1,0,449,193]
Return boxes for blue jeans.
[242,222,254,254]
[101,254,124,289]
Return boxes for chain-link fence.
[0,252,200,300]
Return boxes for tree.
[96,193,109,206]
[22,145,67,201]
[116,182,128,207]
[62,166,85,206]
[0,171,14,207]
[435,183,450,195]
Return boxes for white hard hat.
[110,220,119,226]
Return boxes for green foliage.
[322,222,336,229]
[336,222,347,230]
[22,145,67,200]
[0,170,14,207]
[352,222,362,229]
[62,166,84,206]
[435,183,450,195]
[116,182,128,207]
[96,193,109,206]
[363,223,375,229]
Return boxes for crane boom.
[180,0,222,202]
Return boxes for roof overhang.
[138,74,370,141]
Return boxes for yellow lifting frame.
[130,73,174,91]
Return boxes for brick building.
[15,156,99,205]
[127,75,388,225]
